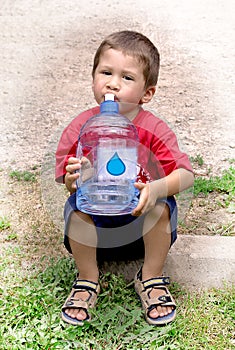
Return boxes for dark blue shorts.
[63,192,177,262]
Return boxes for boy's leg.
[142,202,173,319]
[65,211,99,322]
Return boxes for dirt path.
[0,0,234,263]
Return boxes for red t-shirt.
[55,106,193,183]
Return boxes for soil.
[0,1,234,270]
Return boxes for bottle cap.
[100,94,119,114]
[105,93,115,101]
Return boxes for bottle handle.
[75,141,83,189]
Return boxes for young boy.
[55,30,194,326]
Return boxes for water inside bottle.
[76,180,139,215]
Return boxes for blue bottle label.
[97,145,137,182]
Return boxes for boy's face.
[92,48,155,114]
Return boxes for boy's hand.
[65,157,81,193]
[131,169,195,216]
[131,182,157,216]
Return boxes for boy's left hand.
[131,182,157,216]
[131,169,195,216]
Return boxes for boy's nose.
[106,76,120,91]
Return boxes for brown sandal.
[61,278,100,326]
[134,269,176,325]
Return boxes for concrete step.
[100,235,235,290]
[165,235,235,290]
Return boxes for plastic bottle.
[76,94,139,215]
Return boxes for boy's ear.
[140,86,156,104]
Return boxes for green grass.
[190,154,204,166]
[0,257,234,350]
[0,216,11,231]
[9,170,37,182]
[193,166,235,201]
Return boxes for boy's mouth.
[103,94,119,102]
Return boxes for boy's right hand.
[65,157,81,194]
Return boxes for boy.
[55,30,194,326]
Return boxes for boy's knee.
[68,211,97,247]
[143,202,170,235]
[150,202,170,221]
[69,211,95,236]
[70,211,94,225]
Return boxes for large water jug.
[76,94,139,215]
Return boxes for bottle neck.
[100,100,119,114]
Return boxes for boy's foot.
[134,269,176,325]
[147,287,175,319]
[61,278,100,326]
[63,290,90,321]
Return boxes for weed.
[5,233,18,241]
[9,170,36,182]
[193,167,235,202]
[0,216,11,230]
[190,154,204,166]
[207,222,235,236]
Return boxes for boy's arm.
[132,168,194,216]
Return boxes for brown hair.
[92,30,160,88]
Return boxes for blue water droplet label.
[106,152,126,176]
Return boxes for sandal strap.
[147,291,176,310]
[136,268,170,291]
[63,298,88,310]
[142,277,170,290]
[73,279,99,294]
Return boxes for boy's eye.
[123,75,134,81]
[102,71,111,76]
